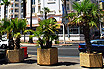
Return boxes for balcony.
[15,0,19,3]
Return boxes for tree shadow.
[53,62,79,66]
[21,59,37,64]
[81,65,104,69]
[40,62,79,66]
[0,59,8,65]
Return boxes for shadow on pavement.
[81,65,104,68]
[39,62,79,66]
[53,62,79,66]
[21,59,37,64]
[0,60,8,65]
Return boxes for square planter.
[37,47,58,65]
[6,48,24,63]
[80,52,103,67]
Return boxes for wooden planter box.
[80,53,103,67]
[6,48,24,63]
[37,47,58,65]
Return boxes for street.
[22,43,80,57]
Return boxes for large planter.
[80,52,103,67]
[6,48,24,63]
[37,47,58,65]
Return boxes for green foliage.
[11,18,27,34]
[1,18,27,49]
[24,18,59,48]
[1,0,10,6]
[67,0,104,53]
[14,33,21,39]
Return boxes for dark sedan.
[78,39,104,54]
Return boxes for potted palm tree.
[24,18,59,65]
[67,0,104,67]
[6,18,27,62]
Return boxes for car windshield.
[91,40,104,45]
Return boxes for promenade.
[0,55,82,69]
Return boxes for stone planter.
[6,48,24,63]
[80,52,103,67]
[37,47,58,65]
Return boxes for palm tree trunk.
[0,33,2,40]
[45,12,47,19]
[28,0,33,43]
[83,23,92,53]
[23,0,26,42]
[8,33,14,50]
[4,5,6,20]
[23,0,26,18]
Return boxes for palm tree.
[24,18,59,48]
[11,18,27,49]
[0,22,4,40]
[41,7,50,19]
[43,7,50,19]
[1,0,10,20]
[2,19,14,49]
[23,0,26,18]
[67,0,103,53]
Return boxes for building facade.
[0,0,24,20]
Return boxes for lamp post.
[97,0,102,38]
[61,0,66,44]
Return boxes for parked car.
[78,39,104,54]
[0,37,8,49]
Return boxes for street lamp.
[97,0,102,38]
[61,0,66,44]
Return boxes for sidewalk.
[0,55,82,69]
[20,40,85,46]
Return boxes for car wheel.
[1,45,7,49]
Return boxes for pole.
[63,0,66,44]
[28,0,33,43]
[97,0,102,38]
[23,0,26,42]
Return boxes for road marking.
[27,51,37,52]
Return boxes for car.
[0,37,9,49]
[78,39,104,54]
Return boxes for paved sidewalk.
[20,40,85,46]
[0,55,82,69]
[0,55,104,69]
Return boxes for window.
[15,0,19,1]
[32,7,35,13]
[11,4,13,7]
[21,9,23,13]
[38,0,40,3]
[38,6,41,12]
[76,0,80,1]
[15,4,19,7]
[11,15,13,18]
[15,15,18,18]
[21,3,23,7]
[11,9,13,13]
[15,9,19,12]
[66,4,70,10]
[32,0,35,5]
[21,15,23,18]
[47,0,56,4]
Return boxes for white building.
[0,0,24,20]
